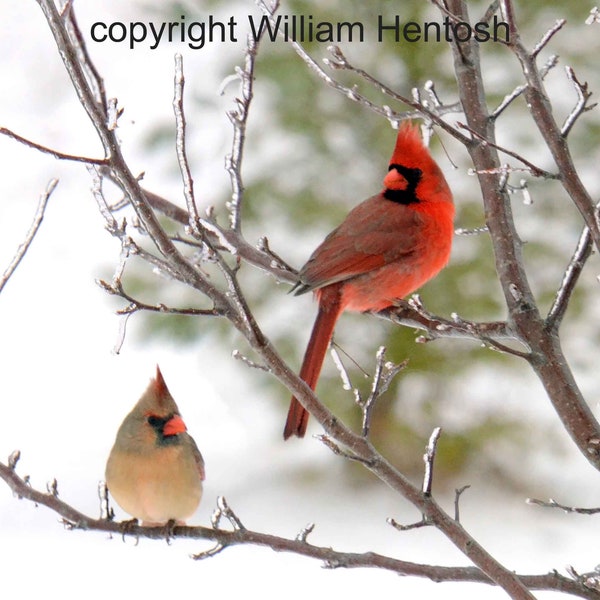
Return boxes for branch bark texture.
[446,0,600,472]
[0,2,598,599]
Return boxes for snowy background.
[1,1,600,599]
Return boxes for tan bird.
[105,366,205,526]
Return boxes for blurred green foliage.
[123,0,600,486]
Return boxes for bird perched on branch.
[106,366,205,525]
[284,121,455,440]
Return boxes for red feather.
[284,122,454,439]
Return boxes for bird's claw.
[117,517,140,543]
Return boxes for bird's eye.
[147,415,161,427]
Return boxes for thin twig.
[531,19,566,58]
[481,0,500,25]
[209,496,246,533]
[256,236,296,274]
[317,435,376,467]
[454,485,471,522]
[106,183,296,283]
[325,46,465,129]
[566,567,600,595]
[492,54,558,119]
[387,515,431,532]
[561,67,597,137]
[0,127,107,165]
[456,121,556,178]
[98,482,113,521]
[97,277,221,318]
[423,427,442,497]
[526,497,600,515]
[296,523,316,543]
[8,450,21,470]
[191,542,226,560]
[379,296,519,346]
[455,225,489,236]
[0,179,57,293]
[225,33,261,233]
[88,165,123,235]
[62,1,108,114]
[585,7,600,25]
[361,348,407,437]
[36,0,238,329]
[232,349,270,372]
[254,1,469,144]
[501,0,600,252]
[112,312,132,355]
[173,53,201,238]
[546,226,593,331]
[329,344,406,438]
[330,344,363,406]
[0,461,593,598]
[450,0,600,483]
[18,3,600,599]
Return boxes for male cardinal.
[105,366,205,525]
[284,121,454,439]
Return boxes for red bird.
[284,121,454,439]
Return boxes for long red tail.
[283,292,342,439]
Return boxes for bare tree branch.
[501,0,600,252]
[140,186,298,283]
[446,0,600,475]
[173,53,201,238]
[324,45,466,133]
[527,497,600,516]
[61,0,107,112]
[35,0,256,339]
[456,121,557,178]
[379,297,518,344]
[0,459,595,598]
[423,427,442,497]
[491,52,558,119]
[531,18,566,58]
[1,3,597,599]
[360,348,407,437]
[0,127,107,165]
[97,278,222,318]
[454,485,471,522]
[546,226,593,331]
[562,66,597,137]
[224,31,260,232]
[388,428,442,528]
[254,0,469,143]
[0,178,57,293]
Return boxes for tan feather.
[105,366,204,525]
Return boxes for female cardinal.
[284,121,454,439]
[105,366,205,525]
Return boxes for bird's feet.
[140,518,183,544]
[116,517,140,543]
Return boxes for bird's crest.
[153,365,169,400]
[149,365,178,414]
[388,121,433,171]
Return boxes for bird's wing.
[296,196,422,293]
[187,434,206,481]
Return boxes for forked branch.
[0,459,596,599]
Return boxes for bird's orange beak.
[163,414,187,436]
[383,168,409,191]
